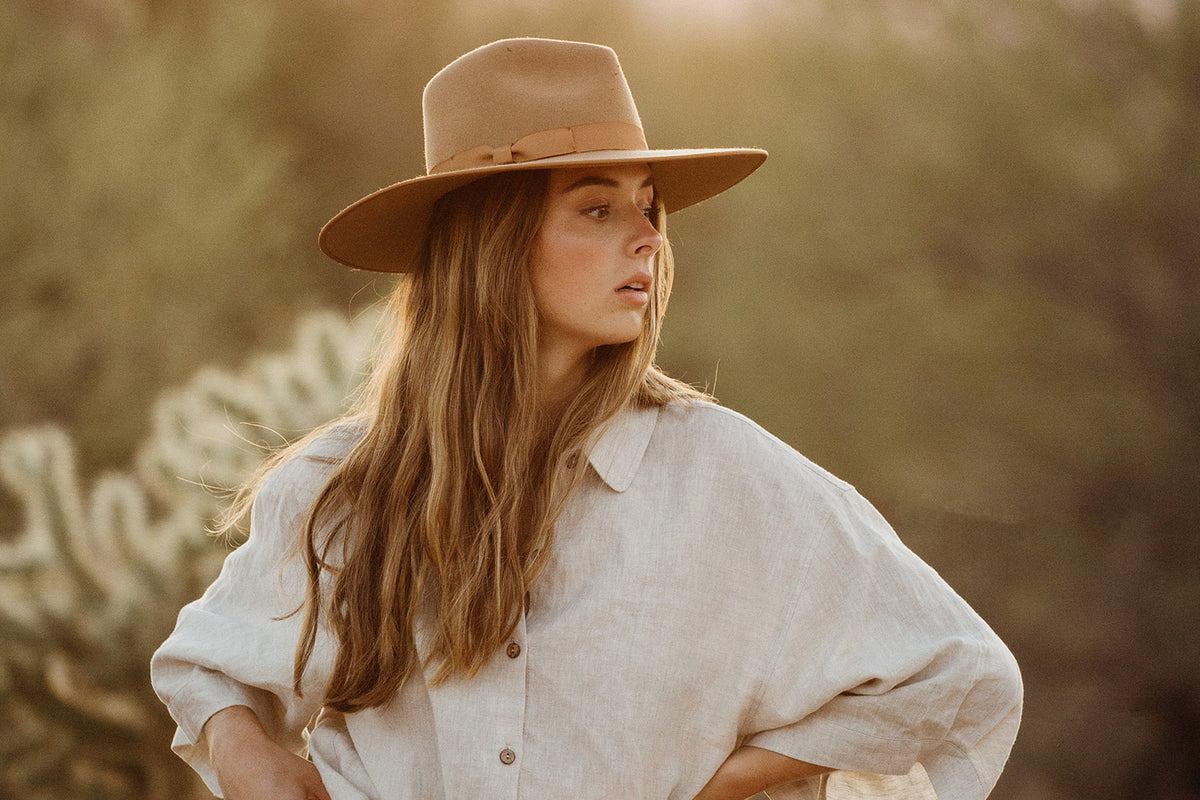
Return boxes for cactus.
[0,307,380,800]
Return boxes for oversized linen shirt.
[151,401,1022,800]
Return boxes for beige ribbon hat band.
[319,38,766,273]
[430,122,649,174]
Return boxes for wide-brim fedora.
[318,38,768,273]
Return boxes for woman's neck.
[537,343,591,414]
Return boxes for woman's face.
[529,163,662,368]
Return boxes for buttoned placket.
[495,613,527,786]
[423,613,529,798]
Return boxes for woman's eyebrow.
[560,175,656,194]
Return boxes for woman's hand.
[204,705,332,800]
[692,745,830,800]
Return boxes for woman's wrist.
[695,745,830,800]
[200,704,333,800]
[203,705,270,764]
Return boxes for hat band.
[429,121,648,175]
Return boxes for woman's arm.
[739,485,1022,799]
[693,746,831,800]
[204,705,332,800]
[151,441,353,793]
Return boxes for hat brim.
[318,147,767,273]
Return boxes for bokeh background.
[2,0,1198,798]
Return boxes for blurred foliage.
[2,0,1198,798]
[0,0,370,474]
[0,310,377,799]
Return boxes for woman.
[152,38,1022,800]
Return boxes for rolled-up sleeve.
[150,450,340,796]
[748,488,1022,800]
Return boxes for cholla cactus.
[137,309,379,535]
[0,308,380,800]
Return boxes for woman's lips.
[616,276,650,305]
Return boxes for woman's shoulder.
[256,419,368,512]
[656,399,854,494]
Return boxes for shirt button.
[499,748,516,765]
[506,642,521,658]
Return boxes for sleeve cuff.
[747,718,919,778]
[167,666,279,746]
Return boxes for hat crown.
[422,38,644,173]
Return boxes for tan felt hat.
[318,38,768,272]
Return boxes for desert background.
[2,1,1197,798]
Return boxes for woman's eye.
[584,205,610,220]
[641,206,655,220]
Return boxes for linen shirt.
[151,400,1022,800]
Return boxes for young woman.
[152,38,1022,800]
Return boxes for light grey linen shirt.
[151,400,1022,800]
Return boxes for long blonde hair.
[228,169,705,712]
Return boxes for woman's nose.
[629,209,663,257]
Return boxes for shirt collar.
[586,404,660,492]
